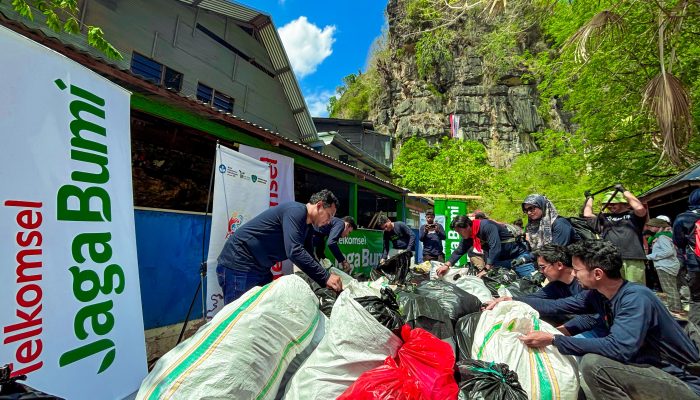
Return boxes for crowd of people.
[212,186,700,399]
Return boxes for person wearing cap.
[647,217,684,316]
[522,194,577,250]
[419,210,446,262]
[673,188,700,327]
[583,184,648,284]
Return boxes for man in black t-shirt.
[378,215,415,263]
[583,184,647,284]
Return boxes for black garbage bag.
[397,291,454,340]
[295,271,338,317]
[355,287,404,334]
[0,364,64,400]
[371,251,411,284]
[456,360,527,400]
[482,269,519,296]
[505,276,543,298]
[414,280,481,322]
[455,312,482,362]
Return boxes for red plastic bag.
[339,325,459,400]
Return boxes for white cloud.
[304,89,335,117]
[278,16,335,78]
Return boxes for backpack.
[566,216,601,242]
[694,219,700,258]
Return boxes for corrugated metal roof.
[639,162,700,198]
[178,0,319,144]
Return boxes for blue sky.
[239,0,387,117]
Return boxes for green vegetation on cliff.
[331,0,700,221]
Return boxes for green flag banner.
[434,200,468,265]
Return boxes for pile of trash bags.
[137,264,581,400]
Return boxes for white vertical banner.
[238,145,295,277]
[205,144,270,318]
[0,26,146,399]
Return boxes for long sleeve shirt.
[419,223,446,257]
[551,217,577,246]
[313,217,346,263]
[647,235,681,275]
[515,278,603,336]
[538,282,700,396]
[448,220,525,266]
[217,202,330,286]
[382,221,415,259]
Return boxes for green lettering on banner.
[55,79,122,374]
[435,200,468,266]
[324,229,383,277]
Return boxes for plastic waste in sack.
[283,284,402,400]
[471,301,579,400]
[137,275,322,400]
[441,269,494,303]
[338,325,459,400]
[456,359,528,400]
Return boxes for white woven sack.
[440,269,494,303]
[283,286,403,399]
[471,301,579,400]
[136,275,321,400]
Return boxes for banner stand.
[176,140,218,345]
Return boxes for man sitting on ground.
[518,240,700,399]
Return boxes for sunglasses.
[523,206,538,213]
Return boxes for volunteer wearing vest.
[436,215,535,277]
[519,240,700,400]
[674,188,700,327]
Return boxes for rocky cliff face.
[371,0,571,165]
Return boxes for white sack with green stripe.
[471,301,579,400]
[283,282,403,400]
[136,275,322,400]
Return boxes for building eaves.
[0,12,404,194]
[177,0,319,144]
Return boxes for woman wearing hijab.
[522,194,577,250]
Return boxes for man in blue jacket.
[216,189,343,303]
[378,215,415,263]
[436,215,535,277]
[519,240,700,399]
[313,216,357,272]
[674,188,700,327]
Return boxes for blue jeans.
[216,264,272,304]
